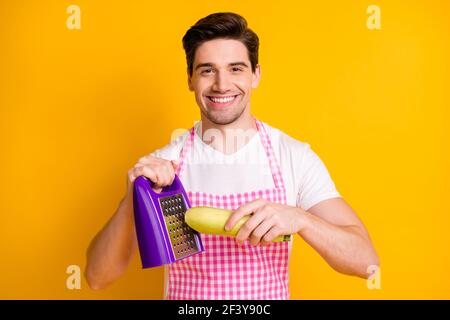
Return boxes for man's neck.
[199,112,258,155]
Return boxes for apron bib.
[167,119,290,300]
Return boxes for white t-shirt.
[150,120,341,298]
[151,120,341,210]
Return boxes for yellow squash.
[185,206,290,242]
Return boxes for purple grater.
[133,174,204,268]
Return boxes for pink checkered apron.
[166,119,290,300]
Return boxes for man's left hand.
[224,199,307,246]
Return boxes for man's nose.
[212,71,232,93]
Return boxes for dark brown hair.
[182,12,259,77]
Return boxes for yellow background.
[1,0,449,299]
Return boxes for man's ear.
[251,64,261,89]
[187,69,194,91]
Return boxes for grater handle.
[146,174,183,196]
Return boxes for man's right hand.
[127,155,178,193]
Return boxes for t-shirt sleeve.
[150,131,188,160]
[296,144,341,211]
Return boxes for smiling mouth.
[206,94,239,107]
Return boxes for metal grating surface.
[159,194,199,259]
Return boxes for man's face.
[188,39,261,125]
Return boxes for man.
[85,12,379,299]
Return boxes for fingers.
[260,226,283,245]
[152,163,174,187]
[171,160,179,171]
[225,199,267,231]
[155,164,173,186]
[229,201,289,246]
[132,166,158,184]
[248,216,276,246]
[129,157,176,189]
[235,207,269,245]
[136,154,152,166]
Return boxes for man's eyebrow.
[194,62,250,70]
[229,62,249,68]
[194,63,214,70]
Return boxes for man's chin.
[203,108,245,126]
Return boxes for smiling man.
[85,12,379,300]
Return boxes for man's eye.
[201,69,213,74]
[232,67,243,72]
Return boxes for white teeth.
[209,95,236,103]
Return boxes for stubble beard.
[201,98,247,126]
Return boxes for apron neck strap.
[254,119,285,189]
[175,125,195,177]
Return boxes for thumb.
[171,160,179,170]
